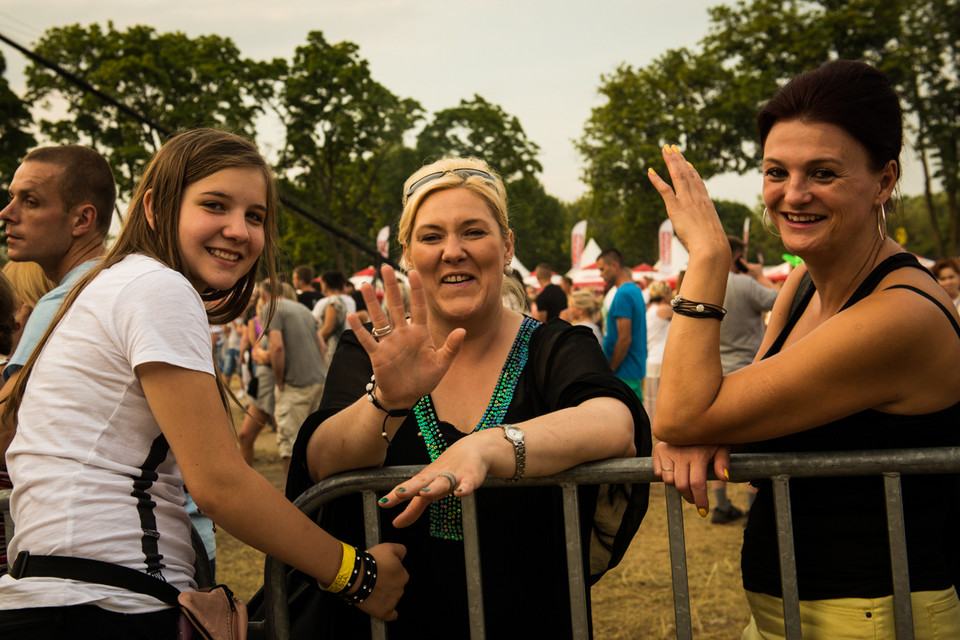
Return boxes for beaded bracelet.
[670,295,727,320]
[320,541,358,593]
[365,375,413,445]
[338,550,378,605]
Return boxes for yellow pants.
[742,587,960,640]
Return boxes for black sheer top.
[287,319,651,639]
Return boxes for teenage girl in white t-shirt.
[0,129,406,638]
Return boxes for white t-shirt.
[0,254,215,613]
[312,293,356,324]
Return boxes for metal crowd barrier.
[2,446,958,639]
[259,446,960,640]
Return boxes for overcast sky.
[0,1,926,208]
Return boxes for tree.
[416,96,543,182]
[24,22,273,202]
[275,31,422,272]
[0,50,36,183]
[578,49,747,265]
[415,96,567,268]
[582,0,960,257]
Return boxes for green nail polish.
[378,497,388,504]
[421,487,431,492]
[397,487,406,492]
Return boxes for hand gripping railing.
[258,446,960,640]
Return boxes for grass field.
[218,403,752,638]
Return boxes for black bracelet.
[670,295,727,320]
[338,550,378,605]
[365,375,413,445]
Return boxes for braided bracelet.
[365,375,413,445]
[338,550,378,605]
[670,295,727,320]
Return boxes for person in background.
[932,257,960,312]
[314,270,352,368]
[0,272,22,575]
[533,262,567,322]
[598,248,647,401]
[289,157,648,639]
[649,60,960,639]
[643,280,673,421]
[261,279,325,479]
[293,264,324,310]
[0,261,56,369]
[562,288,603,342]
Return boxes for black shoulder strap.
[840,253,929,311]
[9,551,180,606]
[885,284,960,339]
[762,271,815,359]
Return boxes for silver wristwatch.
[500,424,526,481]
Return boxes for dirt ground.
[218,403,752,638]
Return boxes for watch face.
[504,425,523,442]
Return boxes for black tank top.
[741,253,960,599]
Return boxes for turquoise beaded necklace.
[413,316,541,540]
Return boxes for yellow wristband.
[323,541,355,593]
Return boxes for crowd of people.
[0,58,958,640]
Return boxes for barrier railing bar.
[460,493,486,639]
[772,475,801,640]
[362,490,387,640]
[883,473,914,640]
[4,446,958,639]
[561,483,590,640]
[664,485,693,640]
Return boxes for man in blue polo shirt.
[598,248,647,401]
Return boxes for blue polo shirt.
[602,281,647,380]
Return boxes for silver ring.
[661,467,675,472]
[438,471,458,493]
[371,324,393,339]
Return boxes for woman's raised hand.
[348,264,465,409]
[653,440,731,515]
[647,145,730,260]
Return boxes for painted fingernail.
[687,162,694,168]
[723,468,729,480]
[671,144,680,153]
[397,487,406,493]
[455,488,464,493]
[698,508,708,518]
[662,144,671,154]
[378,497,389,504]
[648,167,656,176]
[420,487,430,493]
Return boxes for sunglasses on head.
[404,168,495,199]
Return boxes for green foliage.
[414,96,566,268]
[0,51,36,184]
[416,96,543,182]
[274,31,422,272]
[24,22,272,201]
[580,0,960,258]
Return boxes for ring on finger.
[661,467,675,472]
[371,324,393,339]
[438,471,458,493]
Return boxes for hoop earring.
[761,208,780,238]
[877,202,887,241]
